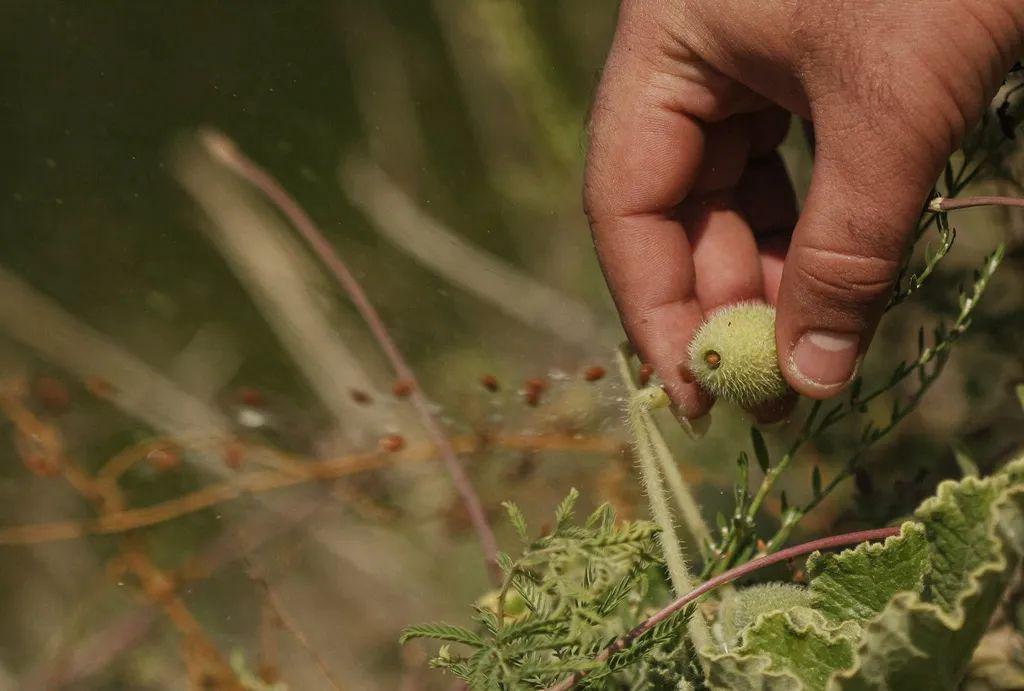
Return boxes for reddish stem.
[546,525,901,691]
[200,129,500,583]
[930,195,1024,212]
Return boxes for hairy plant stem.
[628,393,714,659]
[648,419,713,560]
[615,346,712,557]
[199,129,501,583]
[545,526,901,691]
[614,347,712,656]
[627,389,692,596]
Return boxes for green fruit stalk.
[688,302,788,407]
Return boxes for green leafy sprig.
[401,493,690,688]
[706,244,1004,576]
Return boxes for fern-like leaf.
[400,622,485,647]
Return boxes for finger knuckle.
[792,245,899,307]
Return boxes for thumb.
[775,117,940,398]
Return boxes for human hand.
[585,0,1023,420]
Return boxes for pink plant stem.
[546,525,901,691]
[199,129,500,583]
[931,195,1024,212]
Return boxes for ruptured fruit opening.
[687,302,788,407]
[704,350,721,369]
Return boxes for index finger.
[584,32,714,416]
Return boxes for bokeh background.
[0,2,1021,689]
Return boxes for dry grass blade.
[0,265,232,449]
[173,141,399,441]
[340,157,615,349]
[199,129,503,582]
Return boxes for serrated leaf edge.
[805,521,924,583]
[827,457,1024,688]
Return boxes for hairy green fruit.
[719,582,814,645]
[476,588,528,622]
[688,302,788,407]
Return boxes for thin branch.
[28,478,336,691]
[246,558,345,691]
[199,128,501,583]
[929,195,1024,212]
[1,389,245,690]
[0,264,232,449]
[0,433,620,546]
[116,548,245,689]
[545,526,901,691]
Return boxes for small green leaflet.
[751,427,771,474]
[400,623,485,647]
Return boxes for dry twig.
[246,557,346,691]
[0,433,621,546]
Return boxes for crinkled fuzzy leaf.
[706,608,856,690]
[705,457,1024,691]
[705,652,802,691]
[829,458,1024,690]
[829,589,997,691]
[807,522,929,622]
[719,583,814,645]
[739,609,856,690]
[917,475,1007,613]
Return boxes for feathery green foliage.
[401,494,695,688]
[408,458,1024,690]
